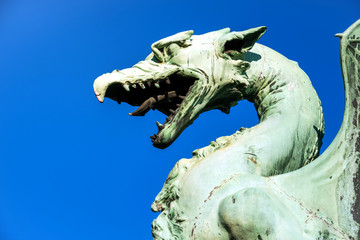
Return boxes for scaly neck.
[242,43,324,167]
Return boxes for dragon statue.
[93,19,360,239]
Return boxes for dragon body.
[93,20,360,239]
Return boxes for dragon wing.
[271,19,360,238]
[336,18,360,237]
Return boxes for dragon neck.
[242,44,324,168]
[243,44,321,124]
[242,45,294,121]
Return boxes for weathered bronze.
[94,19,360,239]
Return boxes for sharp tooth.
[179,95,185,100]
[165,78,171,85]
[123,84,130,91]
[169,109,176,114]
[139,83,146,89]
[147,81,152,87]
[156,121,164,130]
[176,104,181,108]
[132,84,137,88]
[154,82,160,88]
[150,134,157,139]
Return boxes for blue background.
[0,0,359,239]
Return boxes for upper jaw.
[93,61,179,103]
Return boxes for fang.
[139,83,146,89]
[123,84,130,91]
[156,121,164,130]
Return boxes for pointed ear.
[218,26,266,56]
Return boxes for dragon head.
[93,26,266,149]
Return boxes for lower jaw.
[153,137,173,149]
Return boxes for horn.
[151,30,193,62]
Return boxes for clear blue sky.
[0,0,359,239]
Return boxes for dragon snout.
[93,82,104,103]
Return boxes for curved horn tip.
[179,30,194,37]
[256,26,267,32]
[335,33,343,38]
[219,27,231,33]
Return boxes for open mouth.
[96,71,198,147]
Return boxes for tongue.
[129,91,178,116]
[129,97,156,116]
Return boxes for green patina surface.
[94,19,360,239]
